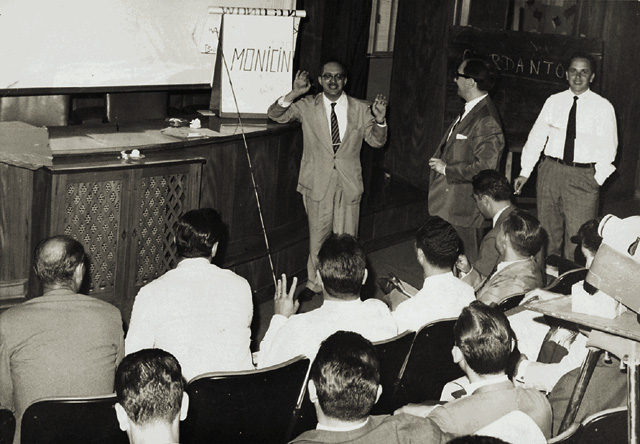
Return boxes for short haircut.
[310,331,380,421]
[472,170,512,202]
[317,233,366,298]
[463,58,498,92]
[175,208,225,259]
[455,301,515,375]
[570,219,602,256]
[34,235,85,286]
[415,216,461,269]
[501,209,544,257]
[320,58,347,77]
[569,51,596,73]
[115,349,185,426]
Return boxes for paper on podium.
[0,121,51,170]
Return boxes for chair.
[393,318,464,408]
[181,355,310,444]
[20,394,128,444]
[548,406,627,444]
[544,268,588,296]
[0,408,15,444]
[370,330,416,415]
[496,292,526,312]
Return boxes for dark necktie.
[330,102,340,152]
[447,104,466,140]
[564,96,578,164]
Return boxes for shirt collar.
[463,93,488,118]
[316,417,369,432]
[423,271,455,287]
[496,257,529,273]
[323,92,347,108]
[466,374,509,395]
[492,204,511,227]
[176,257,212,268]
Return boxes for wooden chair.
[393,318,464,408]
[0,408,15,444]
[496,292,526,312]
[544,268,589,296]
[20,394,128,444]
[548,406,627,444]
[181,355,310,444]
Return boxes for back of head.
[455,301,515,375]
[415,216,461,270]
[115,349,185,426]
[502,209,545,257]
[310,331,380,421]
[463,57,498,92]
[175,208,225,259]
[571,218,602,257]
[472,170,512,202]
[34,235,85,287]
[317,233,366,298]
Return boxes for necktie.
[330,102,340,152]
[447,104,466,141]
[564,96,578,164]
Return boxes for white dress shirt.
[519,89,617,185]
[392,272,475,333]
[258,298,397,368]
[126,257,254,381]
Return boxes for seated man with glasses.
[267,59,388,302]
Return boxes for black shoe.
[296,288,318,302]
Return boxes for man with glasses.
[268,59,388,301]
[513,52,618,259]
[428,58,505,264]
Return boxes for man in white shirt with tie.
[267,59,388,301]
[514,52,618,259]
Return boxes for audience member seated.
[126,208,253,380]
[258,234,397,368]
[389,216,474,333]
[397,301,552,439]
[0,235,124,444]
[289,331,452,444]
[456,170,514,285]
[469,209,545,305]
[115,348,188,444]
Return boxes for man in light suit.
[268,60,388,300]
[428,58,505,264]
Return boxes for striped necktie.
[330,102,341,152]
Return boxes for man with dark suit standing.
[428,58,505,264]
[268,60,388,300]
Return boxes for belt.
[544,155,594,169]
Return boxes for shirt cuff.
[514,359,531,384]
[375,119,387,127]
[277,96,292,107]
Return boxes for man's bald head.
[34,235,86,288]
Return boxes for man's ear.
[72,262,85,290]
[211,241,219,258]
[308,380,318,404]
[115,403,131,432]
[452,345,464,365]
[362,268,368,285]
[180,392,189,421]
[375,385,383,404]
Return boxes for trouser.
[303,169,359,292]
[452,224,484,265]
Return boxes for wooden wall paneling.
[273,128,304,229]
[385,0,454,189]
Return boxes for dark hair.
[472,170,512,202]
[463,58,498,92]
[34,235,85,286]
[570,219,602,255]
[310,331,380,421]
[320,58,348,77]
[115,349,185,426]
[448,436,510,444]
[317,233,366,298]
[455,301,515,375]
[569,51,596,73]
[415,216,461,270]
[175,208,225,259]
[501,209,544,257]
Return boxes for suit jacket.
[429,379,552,439]
[476,257,544,305]
[289,414,452,444]
[428,96,505,227]
[268,93,387,204]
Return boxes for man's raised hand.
[273,273,299,318]
[292,70,311,96]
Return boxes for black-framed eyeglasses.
[321,73,345,82]
[454,72,475,80]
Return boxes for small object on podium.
[120,149,145,161]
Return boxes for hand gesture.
[455,254,471,274]
[273,274,299,318]
[371,94,388,123]
[428,158,446,175]
[292,70,311,96]
[513,176,528,195]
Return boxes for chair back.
[496,292,525,312]
[0,408,15,444]
[182,355,310,444]
[370,330,415,415]
[545,268,588,295]
[393,318,463,407]
[548,406,627,444]
[21,394,128,444]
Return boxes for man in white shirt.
[267,59,388,301]
[392,216,474,333]
[258,234,397,368]
[126,208,253,381]
[514,52,618,259]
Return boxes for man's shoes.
[296,287,318,303]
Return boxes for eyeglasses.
[454,72,475,81]
[321,73,345,82]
